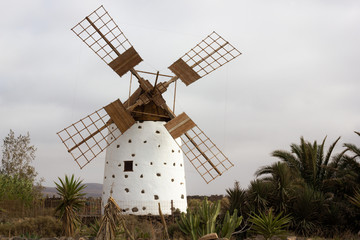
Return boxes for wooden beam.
[164,112,196,139]
[164,112,222,176]
[184,132,222,176]
[104,99,135,133]
[168,58,201,86]
[68,120,113,153]
[108,47,142,77]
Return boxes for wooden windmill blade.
[57,99,135,168]
[71,5,142,77]
[164,113,234,184]
[169,31,241,86]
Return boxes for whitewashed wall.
[102,121,187,215]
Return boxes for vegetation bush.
[224,133,360,239]
[0,216,62,237]
[177,198,242,240]
[248,209,291,240]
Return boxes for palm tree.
[247,179,273,214]
[271,136,341,192]
[290,184,325,236]
[324,132,360,196]
[344,131,360,158]
[349,188,360,208]
[55,174,86,237]
[225,181,247,216]
[255,161,297,213]
[343,131,360,190]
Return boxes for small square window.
[124,161,133,172]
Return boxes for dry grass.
[0,216,62,237]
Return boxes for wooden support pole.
[173,79,177,113]
[158,203,170,240]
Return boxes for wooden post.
[158,203,170,240]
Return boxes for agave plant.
[220,209,243,239]
[55,174,86,237]
[177,207,201,240]
[248,209,292,240]
[177,198,242,240]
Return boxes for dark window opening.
[124,161,133,172]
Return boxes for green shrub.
[177,198,242,240]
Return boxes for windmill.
[57,5,241,215]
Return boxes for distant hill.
[43,183,103,198]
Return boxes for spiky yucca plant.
[55,174,86,237]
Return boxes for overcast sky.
[1,0,359,195]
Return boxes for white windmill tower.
[57,6,241,215]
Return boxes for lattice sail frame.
[57,108,121,169]
[177,125,234,183]
[180,31,241,78]
[71,5,133,65]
